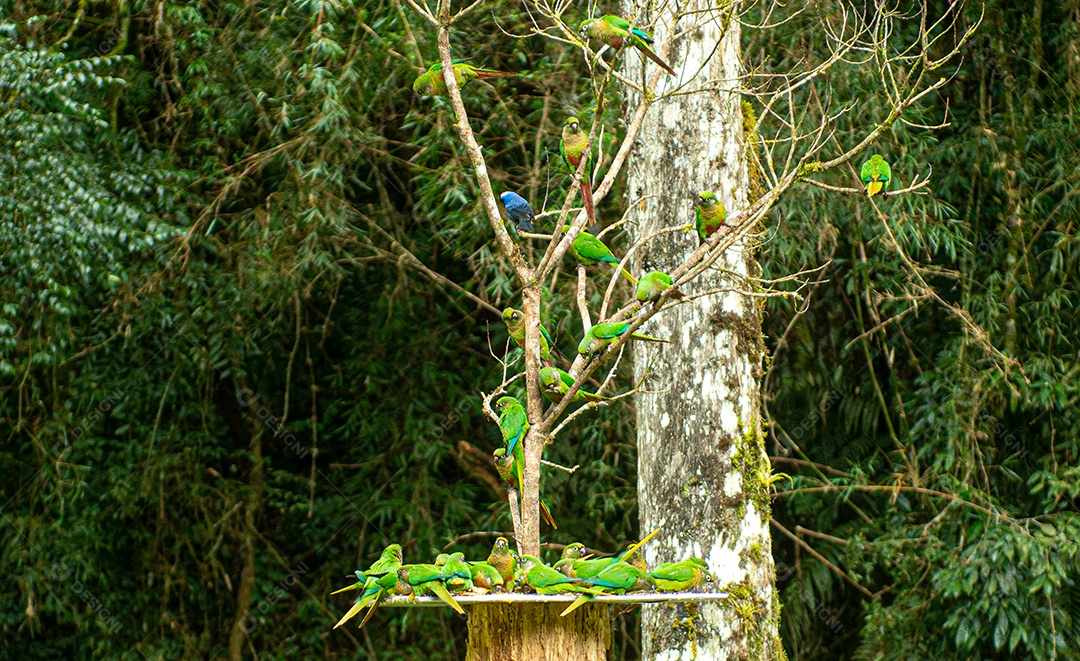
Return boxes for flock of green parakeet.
[331,8,898,630]
[334,533,714,626]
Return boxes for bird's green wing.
[605,15,631,31]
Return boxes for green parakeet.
[635,270,684,303]
[560,561,654,615]
[563,225,636,284]
[332,543,403,594]
[520,555,604,595]
[579,15,675,75]
[860,154,891,197]
[469,560,505,592]
[487,537,517,586]
[538,366,610,404]
[400,565,466,614]
[412,60,515,96]
[444,552,474,592]
[649,557,713,591]
[695,191,727,244]
[578,321,669,358]
[560,116,597,225]
[495,396,528,488]
[493,448,558,529]
[554,555,615,580]
[502,307,554,366]
[561,543,589,560]
[333,570,408,629]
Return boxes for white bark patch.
[624,0,779,658]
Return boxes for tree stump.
[465,603,610,660]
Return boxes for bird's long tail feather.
[560,593,595,616]
[428,581,466,615]
[474,70,517,80]
[630,332,670,343]
[357,593,384,628]
[617,267,638,286]
[540,500,558,529]
[866,181,884,197]
[639,45,675,76]
[617,529,659,563]
[581,178,597,227]
[334,591,377,628]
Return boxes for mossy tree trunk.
[465,603,611,660]
[622,0,783,658]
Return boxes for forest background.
[1,0,1079,659]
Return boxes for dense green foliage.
[0,1,1076,660]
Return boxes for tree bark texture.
[465,603,611,661]
[622,2,783,659]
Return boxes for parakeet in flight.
[560,116,597,225]
[563,225,637,285]
[695,191,727,244]
[412,60,515,96]
[500,191,535,232]
[579,14,676,75]
[502,307,554,366]
[649,557,713,591]
[860,154,891,197]
[538,366,610,404]
[635,270,684,303]
[578,321,669,359]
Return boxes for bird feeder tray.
[379,591,729,608]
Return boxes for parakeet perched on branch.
[493,447,558,529]
[495,396,528,488]
[578,321,669,358]
[563,225,637,285]
[635,271,684,303]
[560,116,597,225]
[500,191,535,232]
[860,154,891,197]
[695,191,727,244]
[579,15,676,75]
[538,366,610,404]
[412,60,515,96]
[502,307,554,366]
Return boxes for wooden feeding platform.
[378,591,729,661]
[379,590,729,607]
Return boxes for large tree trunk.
[623,2,782,658]
[465,604,610,660]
